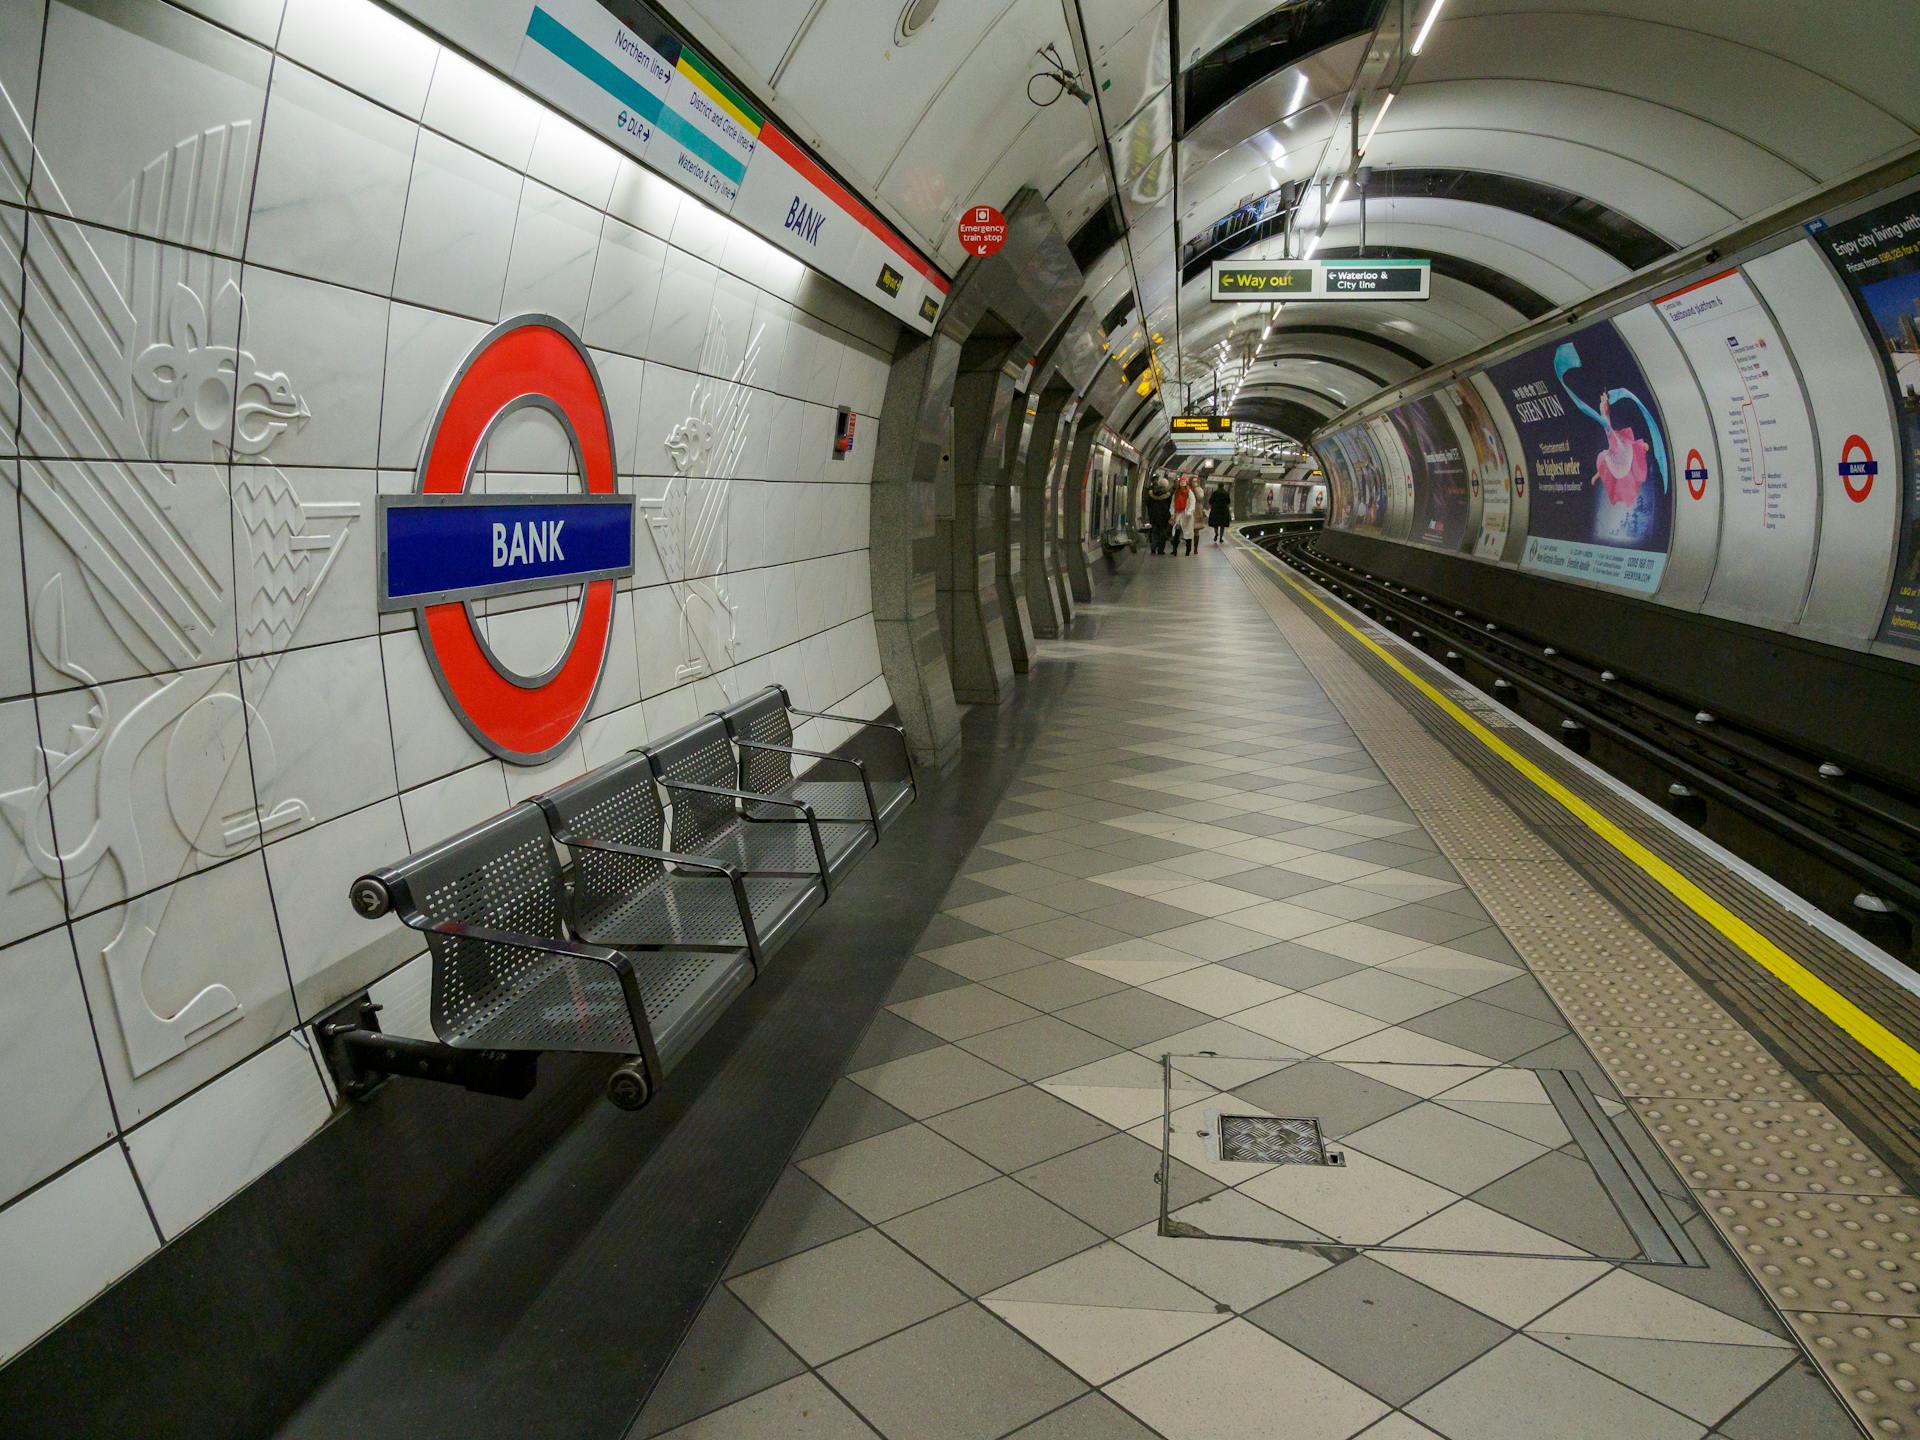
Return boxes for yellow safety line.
[1235,539,1920,1091]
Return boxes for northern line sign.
[1210,258,1431,302]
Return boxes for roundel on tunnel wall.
[376,315,637,765]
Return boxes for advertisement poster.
[1392,396,1471,551]
[1338,427,1389,533]
[1365,416,1414,536]
[1317,438,1351,525]
[1449,381,1512,558]
[1485,320,1672,592]
[1815,192,1920,646]
[1654,267,1818,620]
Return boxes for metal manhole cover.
[1210,1114,1343,1166]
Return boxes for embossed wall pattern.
[0,0,898,1362]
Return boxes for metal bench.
[536,749,824,972]
[334,803,753,1110]
[716,686,917,840]
[645,716,870,891]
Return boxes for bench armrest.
[737,740,878,830]
[660,777,811,815]
[658,778,832,894]
[549,832,741,879]
[784,708,917,797]
[548,834,768,974]
[410,916,623,967]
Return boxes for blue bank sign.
[377,494,636,609]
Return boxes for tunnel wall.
[0,0,901,1363]
[1313,172,1920,666]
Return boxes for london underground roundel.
[377,316,635,764]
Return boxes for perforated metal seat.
[645,718,857,890]
[537,750,823,969]
[717,686,916,837]
[348,804,752,1091]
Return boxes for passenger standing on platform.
[1172,480,1198,555]
[1144,479,1173,555]
[1208,483,1232,544]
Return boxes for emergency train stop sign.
[958,205,1008,257]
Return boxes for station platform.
[613,538,1915,1440]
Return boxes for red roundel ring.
[1840,434,1875,504]
[414,316,617,764]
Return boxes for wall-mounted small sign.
[1210,258,1430,302]
[834,405,857,458]
[958,204,1008,258]
[876,262,904,297]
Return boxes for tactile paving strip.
[1226,544,1920,1436]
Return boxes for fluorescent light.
[1411,0,1447,54]
[1330,177,1350,209]
[1361,91,1396,154]
[1303,233,1321,259]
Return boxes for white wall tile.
[32,0,269,254]
[421,49,542,171]
[0,697,65,945]
[125,1032,329,1238]
[233,465,377,656]
[73,851,296,1122]
[378,302,485,470]
[585,218,666,359]
[42,660,255,915]
[606,157,680,239]
[398,760,509,849]
[632,361,700,485]
[1,206,22,453]
[501,180,600,330]
[236,266,387,468]
[278,0,438,118]
[244,635,396,833]
[527,113,619,210]
[264,796,412,1015]
[381,625,492,788]
[579,697,650,769]
[20,213,245,467]
[169,0,284,44]
[0,928,118,1205]
[0,1144,158,1365]
[247,62,414,293]
[649,247,718,373]
[500,736,587,803]
[589,347,646,472]
[0,2,45,203]
[392,131,518,321]
[0,465,28,696]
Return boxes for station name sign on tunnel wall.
[1209,259,1432,302]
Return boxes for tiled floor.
[629,547,1857,1440]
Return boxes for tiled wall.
[0,0,898,1361]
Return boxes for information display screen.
[1485,320,1672,593]
[1814,192,1920,646]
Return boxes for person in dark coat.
[1144,479,1173,555]
[1208,483,1232,543]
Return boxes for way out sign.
[958,204,1008,257]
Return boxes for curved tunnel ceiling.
[665,0,1920,460]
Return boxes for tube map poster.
[1814,192,1920,648]
[1485,320,1672,593]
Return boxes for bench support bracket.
[318,996,539,1102]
